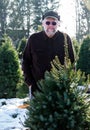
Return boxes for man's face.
[42,17,59,38]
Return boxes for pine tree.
[77,35,90,75]
[0,35,23,98]
[17,37,27,59]
[25,59,90,130]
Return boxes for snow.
[0,97,30,130]
[0,85,89,130]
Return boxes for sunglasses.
[45,21,57,26]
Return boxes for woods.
[0,0,90,42]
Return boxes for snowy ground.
[0,85,90,130]
[0,97,30,130]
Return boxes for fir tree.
[25,59,90,130]
[77,35,90,75]
[0,35,23,98]
[17,37,27,59]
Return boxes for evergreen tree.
[72,38,81,64]
[77,35,90,75]
[0,35,23,98]
[7,0,30,41]
[75,0,90,42]
[25,55,90,130]
[16,78,28,98]
[0,0,9,35]
[17,37,27,59]
[72,38,80,57]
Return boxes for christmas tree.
[77,35,90,76]
[0,35,23,98]
[25,55,90,130]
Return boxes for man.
[22,10,75,96]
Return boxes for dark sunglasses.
[45,21,57,26]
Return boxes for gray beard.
[45,29,57,37]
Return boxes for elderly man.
[22,10,75,97]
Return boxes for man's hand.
[29,85,32,100]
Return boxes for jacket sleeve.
[22,37,34,86]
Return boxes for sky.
[58,0,76,37]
